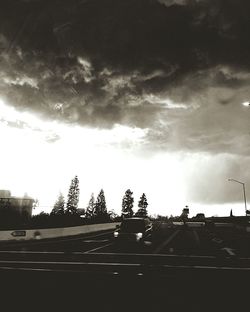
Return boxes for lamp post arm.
[228,179,243,185]
[228,178,248,216]
[243,183,247,214]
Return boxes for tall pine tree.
[51,192,65,215]
[66,176,80,215]
[122,189,134,218]
[136,193,148,217]
[95,189,107,218]
[85,193,95,219]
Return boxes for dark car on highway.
[113,217,153,244]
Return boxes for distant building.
[181,205,189,216]
[0,190,34,217]
[181,205,189,222]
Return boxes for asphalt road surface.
[1,221,250,257]
[1,221,250,312]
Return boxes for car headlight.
[136,232,143,240]
[114,231,119,238]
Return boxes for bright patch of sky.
[0,98,247,217]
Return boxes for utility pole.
[228,179,247,216]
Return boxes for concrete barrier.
[172,222,184,226]
[186,222,205,228]
[0,223,120,242]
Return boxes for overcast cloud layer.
[1,1,250,137]
[1,0,250,209]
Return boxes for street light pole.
[228,178,248,216]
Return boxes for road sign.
[11,230,26,237]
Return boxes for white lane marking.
[221,247,236,256]
[84,243,113,254]
[0,260,84,265]
[0,267,130,274]
[162,264,250,271]
[0,266,56,272]
[1,261,250,272]
[1,249,250,262]
[0,250,217,258]
[0,250,65,254]
[153,230,181,254]
[0,260,140,266]
[0,263,142,273]
[107,252,219,259]
[82,239,109,243]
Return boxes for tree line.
[50,176,149,221]
[0,176,150,229]
[50,176,110,222]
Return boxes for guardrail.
[172,221,235,228]
[0,223,120,242]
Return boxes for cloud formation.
[1,0,250,157]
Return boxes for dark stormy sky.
[1,0,250,216]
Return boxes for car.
[193,213,205,221]
[113,217,153,244]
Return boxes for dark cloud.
[1,0,250,154]
[141,71,250,157]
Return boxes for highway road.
[1,221,250,269]
[0,221,250,312]
[0,221,249,255]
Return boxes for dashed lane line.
[153,230,181,254]
[84,243,114,254]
